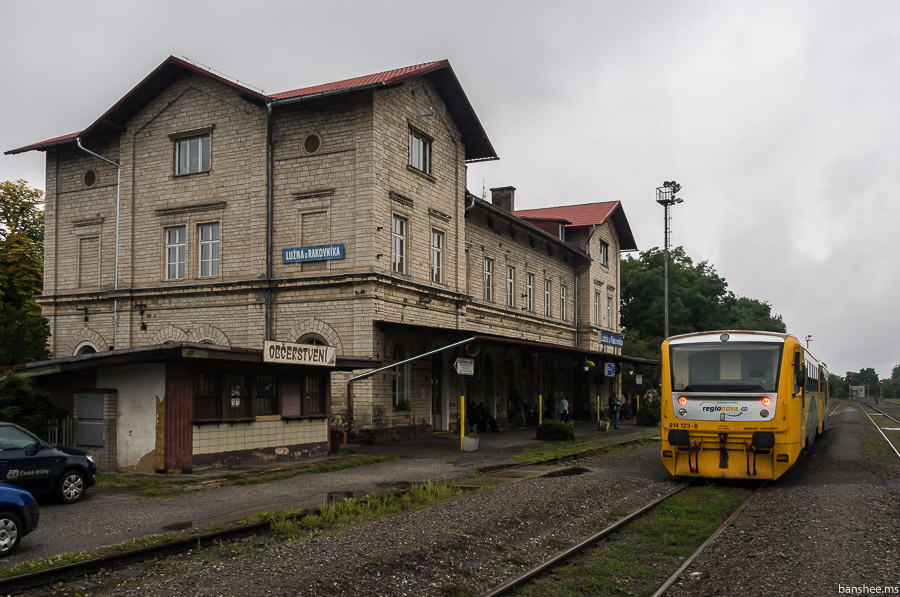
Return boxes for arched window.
[392,344,408,409]
[297,334,326,346]
[73,342,98,356]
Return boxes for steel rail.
[479,482,692,597]
[650,481,767,597]
[857,402,900,459]
[1,433,658,593]
[860,400,900,426]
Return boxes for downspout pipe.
[76,137,120,350]
[265,103,274,340]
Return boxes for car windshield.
[0,426,40,450]
[670,342,782,393]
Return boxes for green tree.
[0,373,62,434]
[0,180,49,365]
[621,246,786,360]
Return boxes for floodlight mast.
[656,181,683,339]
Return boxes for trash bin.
[329,429,343,454]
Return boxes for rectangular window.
[431,229,443,284]
[600,241,609,267]
[175,134,210,175]
[225,375,251,419]
[409,129,432,174]
[483,258,494,302]
[198,223,220,278]
[254,375,278,416]
[506,266,516,308]
[165,226,186,280]
[595,291,601,325]
[392,215,407,274]
[303,377,326,415]
[194,374,221,420]
[544,279,552,316]
[607,295,613,329]
[526,273,534,312]
[561,285,567,320]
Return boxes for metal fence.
[43,415,73,446]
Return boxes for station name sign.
[600,331,624,348]
[282,243,345,264]
[263,340,336,367]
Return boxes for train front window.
[670,343,782,392]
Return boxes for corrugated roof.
[270,61,446,100]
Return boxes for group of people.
[468,401,499,433]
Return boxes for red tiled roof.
[270,61,447,100]
[515,202,619,227]
[516,201,637,251]
[7,57,496,162]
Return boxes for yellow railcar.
[660,331,829,480]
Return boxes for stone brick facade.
[19,57,638,446]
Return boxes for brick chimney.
[490,186,516,213]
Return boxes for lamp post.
[656,181,683,339]
[805,335,812,349]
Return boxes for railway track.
[857,400,900,459]
[0,433,657,594]
[479,481,766,597]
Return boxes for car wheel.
[0,511,22,557]
[58,469,86,504]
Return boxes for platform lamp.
[805,334,812,349]
[656,181,684,339]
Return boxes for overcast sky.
[2,1,897,380]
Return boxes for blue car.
[0,483,40,556]
[0,422,96,504]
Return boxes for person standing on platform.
[610,392,621,428]
[560,396,570,424]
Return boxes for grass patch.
[860,428,893,462]
[0,533,182,579]
[94,454,396,497]
[510,434,658,465]
[261,478,465,540]
[512,484,750,596]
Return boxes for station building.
[7,56,650,472]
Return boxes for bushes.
[0,373,62,434]
[536,420,575,441]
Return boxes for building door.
[431,353,445,431]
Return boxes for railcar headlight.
[760,396,771,407]
[678,396,687,405]
[760,410,769,418]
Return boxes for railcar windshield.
[670,342,783,393]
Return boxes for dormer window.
[175,134,211,175]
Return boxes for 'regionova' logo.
[700,402,749,416]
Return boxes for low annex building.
[7,56,650,471]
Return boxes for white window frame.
[506,266,516,308]
[544,279,552,316]
[526,273,534,312]
[392,215,407,274]
[408,128,432,174]
[595,291,601,325]
[560,285,567,321]
[431,229,444,284]
[165,226,186,280]
[483,258,494,302]
[600,241,609,267]
[198,222,220,278]
[175,134,210,176]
